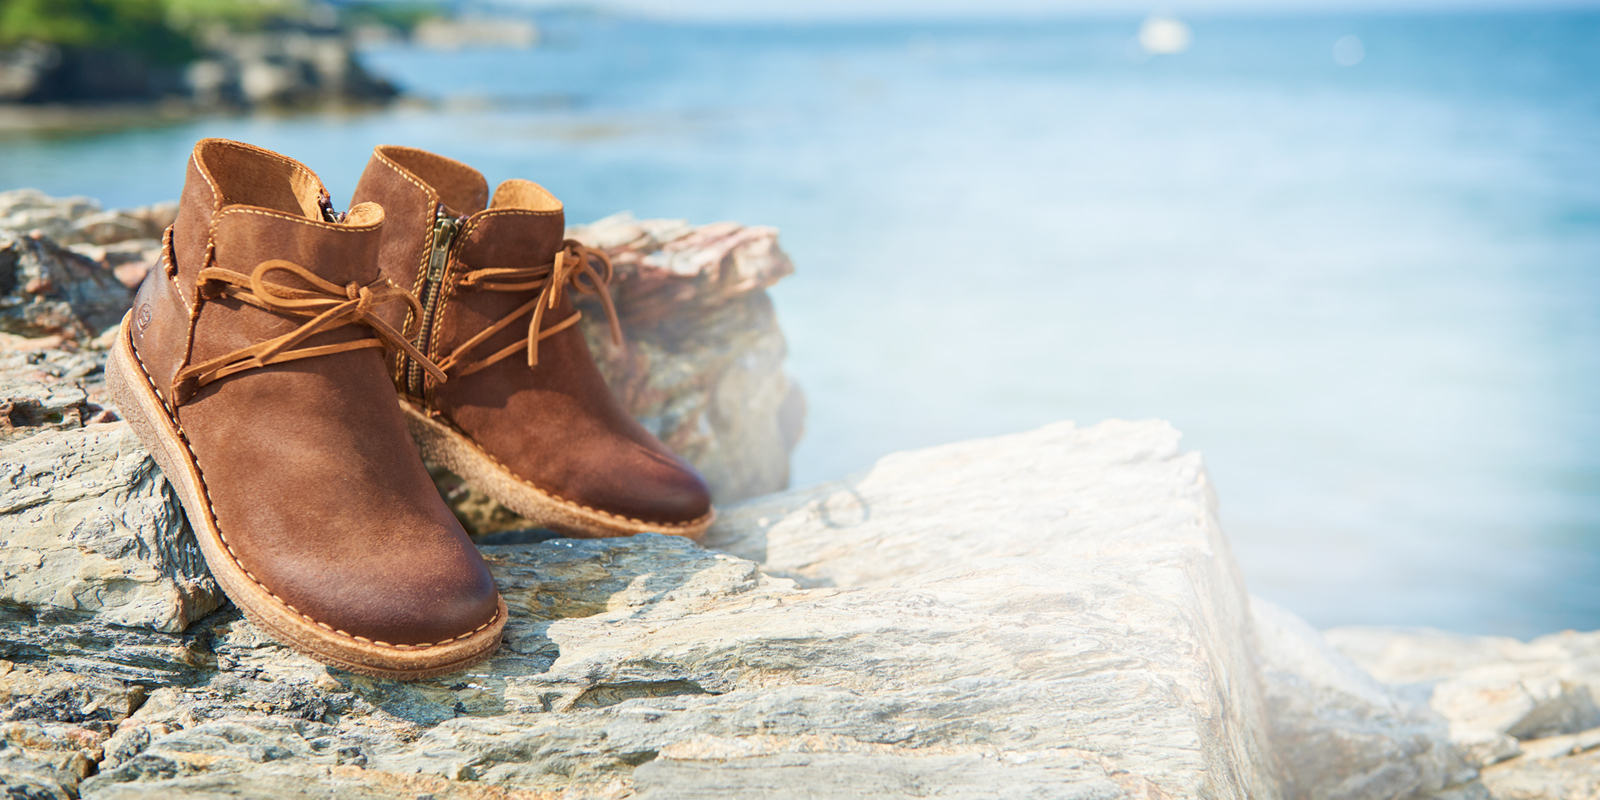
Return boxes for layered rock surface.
[1325,626,1600,799]
[4,419,1288,799]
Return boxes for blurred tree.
[336,1,446,34]
[0,0,195,62]
[163,0,308,32]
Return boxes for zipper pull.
[408,206,463,397]
[426,211,460,281]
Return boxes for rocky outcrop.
[5,191,1596,800]
[0,190,167,341]
[184,25,396,108]
[0,24,395,108]
[3,419,1288,799]
[0,43,185,105]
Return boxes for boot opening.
[376,145,489,216]
[488,179,562,212]
[196,139,325,220]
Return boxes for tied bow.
[173,259,448,402]
[436,239,624,378]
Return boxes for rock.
[1326,627,1600,797]
[2,419,1288,799]
[188,26,397,109]
[0,233,131,340]
[0,424,223,633]
[1250,597,1474,800]
[0,332,116,432]
[0,374,88,443]
[412,16,540,50]
[569,213,803,507]
[0,190,172,341]
[1477,743,1600,799]
[0,42,62,103]
[700,419,1280,796]
[0,189,174,246]
[0,44,185,104]
[0,657,154,800]
[0,15,394,110]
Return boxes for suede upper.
[351,146,713,527]
[130,138,500,646]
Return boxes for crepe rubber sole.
[106,314,507,680]
[401,402,714,541]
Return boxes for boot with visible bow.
[107,139,506,679]
[350,146,714,539]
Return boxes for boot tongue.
[458,180,567,269]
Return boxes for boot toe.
[630,450,713,526]
[585,443,713,528]
[256,535,501,648]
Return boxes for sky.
[494,0,1600,19]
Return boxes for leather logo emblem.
[136,304,153,331]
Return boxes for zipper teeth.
[409,208,459,397]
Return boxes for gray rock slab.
[39,420,1281,799]
[0,423,222,633]
[700,419,1279,797]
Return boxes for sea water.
[3,11,1597,637]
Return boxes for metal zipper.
[408,206,461,397]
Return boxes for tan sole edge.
[106,315,506,680]
[401,401,715,541]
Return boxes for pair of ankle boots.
[108,139,714,679]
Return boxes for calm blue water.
[3,11,1598,637]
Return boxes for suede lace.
[174,259,448,401]
[436,239,624,378]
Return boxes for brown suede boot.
[107,139,506,679]
[350,146,714,539]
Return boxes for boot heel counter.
[129,253,194,403]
